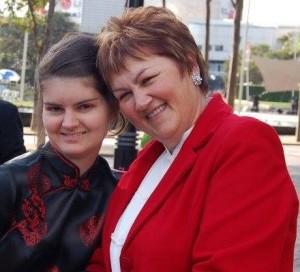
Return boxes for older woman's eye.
[141,75,156,86]
[118,92,132,102]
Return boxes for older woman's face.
[110,54,203,151]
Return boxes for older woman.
[88,6,299,272]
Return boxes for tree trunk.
[30,0,56,147]
[297,88,300,142]
[205,0,211,71]
[227,0,244,108]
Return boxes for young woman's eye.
[77,103,93,111]
[45,105,62,112]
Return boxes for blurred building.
[77,0,235,34]
[55,0,83,25]
[76,0,297,92]
[188,21,297,83]
[79,0,124,34]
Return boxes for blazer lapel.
[103,141,165,248]
[123,142,198,248]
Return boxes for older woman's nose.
[134,92,152,112]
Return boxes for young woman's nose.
[62,110,79,128]
[134,92,152,112]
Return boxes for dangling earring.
[191,73,202,86]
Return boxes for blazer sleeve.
[192,119,298,271]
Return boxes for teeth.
[148,104,166,118]
[64,132,84,139]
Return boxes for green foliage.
[272,32,300,59]
[0,11,78,85]
[140,133,152,148]
[223,31,300,91]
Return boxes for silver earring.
[191,73,202,86]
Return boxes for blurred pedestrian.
[291,95,298,114]
[0,32,125,272]
[0,99,26,164]
[88,6,299,272]
[251,94,260,112]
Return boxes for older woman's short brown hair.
[96,6,208,94]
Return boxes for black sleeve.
[0,102,27,164]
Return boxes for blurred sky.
[145,0,300,27]
[245,0,300,27]
[1,0,299,27]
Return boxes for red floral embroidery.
[63,175,90,191]
[63,175,77,188]
[79,214,104,246]
[40,173,51,193]
[27,163,51,194]
[27,164,40,184]
[81,179,90,191]
[48,266,60,272]
[19,193,47,246]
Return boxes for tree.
[270,33,300,60]
[2,0,78,145]
[0,13,78,86]
[227,0,244,108]
[223,34,300,91]
[3,0,55,137]
[4,0,56,61]
[205,0,212,70]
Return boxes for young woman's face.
[110,55,203,151]
[42,77,111,164]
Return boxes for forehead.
[41,77,101,101]
[109,55,155,85]
[42,76,97,90]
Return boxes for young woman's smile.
[42,77,111,164]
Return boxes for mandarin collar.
[41,142,99,181]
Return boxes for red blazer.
[88,94,299,272]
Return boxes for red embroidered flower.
[18,221,47,246]
[27,163,51,194]
[19,193,47,246]
[63,175,90,191]
[81,179,90,191]
[40,173,51,193]
[63,175,77,188]
[22,193,46,229]
[79,215,104,247]
[48,266,60,272]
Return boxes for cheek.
[43,115,60,132]
[89,110,111,131]
[120,103,135,118]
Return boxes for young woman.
[88,6,299,272]
[0,32,125,272]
